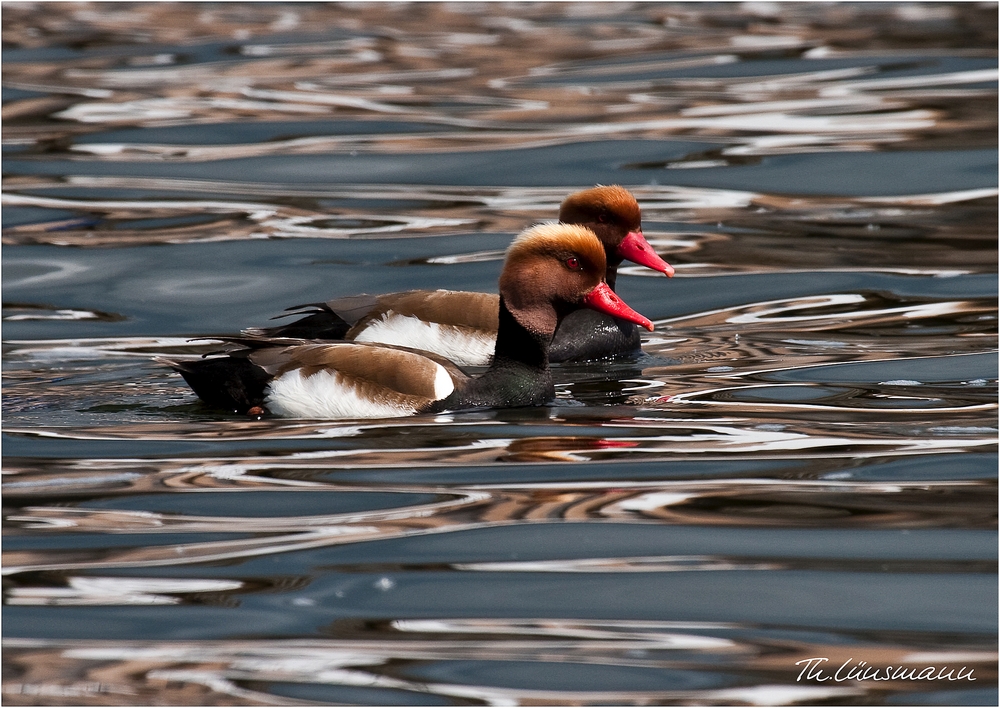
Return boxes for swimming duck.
[249,186,672,365]
[164,223,653,418]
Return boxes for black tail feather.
[161,355,272,414]
[245,303,352,340]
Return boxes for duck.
[248,185,672,365]
[163,223,654,419]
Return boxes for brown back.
[251,343,461,400]
[348,289,499,337]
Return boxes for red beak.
[582,282,654,331]
[618,230,674,277]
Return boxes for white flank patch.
[265,369,418,419]
[432,362,455,399]
[353,312,495,367]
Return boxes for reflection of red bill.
[594,440,640,449]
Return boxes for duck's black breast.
[548,309,641,363]
[424,359,554,413]
[423,298,555,413]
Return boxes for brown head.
[559,185,673,285]
[499,223,652,339]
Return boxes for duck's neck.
[493,295,549,369]
[604,255,623,291]
[428,296,553,412]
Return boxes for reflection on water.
[2,3,997,706]
[5,632,995,706]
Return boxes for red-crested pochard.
[249,186,672,365]
[164,223,653,418]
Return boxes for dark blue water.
[3,3,997,705]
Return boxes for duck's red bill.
[618,230,674,277]
[583,282,654,331]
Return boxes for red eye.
[565,257,580,270]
